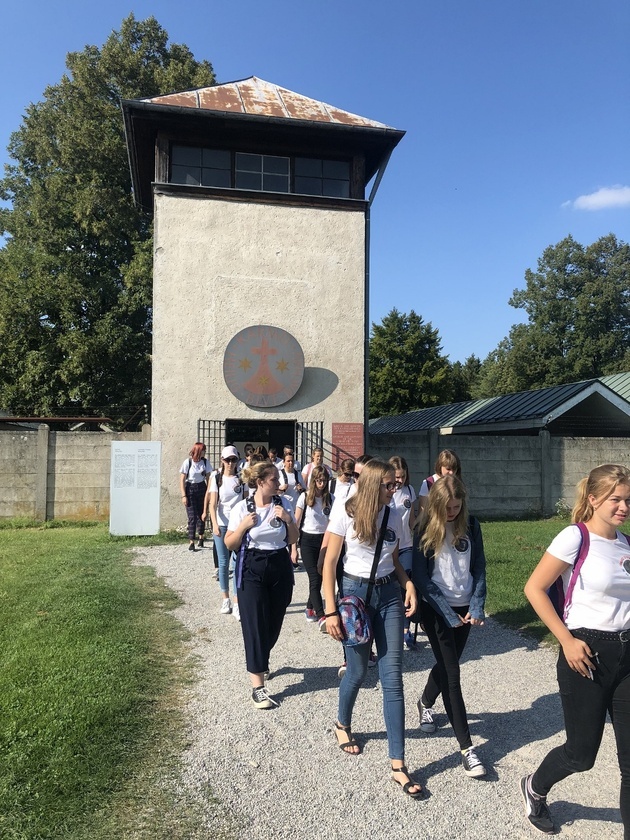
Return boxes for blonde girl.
[296,466,333,627]
[323,460,422,799]
[412,475,487,778]
[521,465,630,836]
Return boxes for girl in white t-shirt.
[412,474,487,779]
[389,456,418,650]
[296,466,334,627]
[179,442,211,551]
[278,453,305,568]
[225,461,299,710]
[521,464,630,836]
[323,459,422,799]
[417,449,462,514]
[203,445,245,618]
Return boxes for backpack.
[548,523,630,620]
[235,494,288,588]
[337,595,372,646]
[425,475,435,490]
[280,468,300,486]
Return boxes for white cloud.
[566,185,630,211]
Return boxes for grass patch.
[0,524,230,839]
[483,518,630,643]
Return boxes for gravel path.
[134,544,624,840]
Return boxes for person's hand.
[278,484,288,492]
[463,612,485,627]
[404,583,417,617]
[562,636,594,678]
[213,525,221,537]
[181,495,188,507]
[242,511,258,532]
[275,504,290,523]
[326,613,344,642]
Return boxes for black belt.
[343,572,396,587]
[573,627,630,643]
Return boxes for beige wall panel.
[153,194,367,526]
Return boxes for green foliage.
[450,353,482,402]
[476,234,630,396]
[0,15,214,414]
[369,308,451,417]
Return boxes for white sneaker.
[232,602,240,621]
[419,703,437,733]
[220,598,232,614]
[251,686,278,709]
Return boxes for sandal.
[391,765,425,799]
[334,722,361,755]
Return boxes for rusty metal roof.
[140,76,393,129]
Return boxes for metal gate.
[296,421,323,470]
[197,419,226,469]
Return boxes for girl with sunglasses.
[323,459,422,798]
[296,466,334,627]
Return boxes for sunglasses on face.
[381,482,397,491]
[224,457,237,463]
[352,472,360,479]
[343,472,353,479]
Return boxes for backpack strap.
[365,507,390,607]
[330,478,337,495]
[426,475,435,490]
[235,495,257,589]
[280,468,288,484]
[562,522,590,621]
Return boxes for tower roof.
[139,76,394,130]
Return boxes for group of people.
[180,442,630,836]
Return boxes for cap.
[221,445,239,460]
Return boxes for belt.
[343,572,396,587]
[573,627,630,643]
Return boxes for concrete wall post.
[35,424,49,521]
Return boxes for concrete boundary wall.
[0,426,149,521]
[368,430,630,518]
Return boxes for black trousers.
[238,547,294,674]
[300,531,325,617]
[532,629,630,837]
[420,601,473,750]
[185,482,206,540]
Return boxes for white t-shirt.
[329,482,357,519]
[419,474,440,498]
[391,485,417,551]
[547,525,630,632]
[228,496,295,551]
[278,467,303,510]
[180,457,212,484]
[331,479,354,505]
[301,462,332,486]
[327,504,402,579]
[431,522,473,606]
[296,493,334,534]
[209,472,244,527]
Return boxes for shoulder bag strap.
[365,506,390,606]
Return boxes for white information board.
[109,441,161,535]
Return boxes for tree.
[0,15,214,416]
[476,234,630,396]
[450,354,482,402]
[369,308,451,417]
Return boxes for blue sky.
[2,0,628,363]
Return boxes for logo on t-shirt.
[322,506,331,516]
[403,498,412,509]
[384,528,397,543]
[620,556,630,576]
[454,537,470,553]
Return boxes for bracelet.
[324,610,339,618]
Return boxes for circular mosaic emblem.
[455,537,470,553]
[384,528,397,543]
[403,497,412,509]
[622,556,630,576]
[223,325,305,408]
[323,506,331,517]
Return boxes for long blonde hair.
[572,464,630,523]
[418,474,469,554]
[345,459,393,544]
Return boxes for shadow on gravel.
[551,800,622,832]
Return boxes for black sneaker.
[461,747,486,778]
[197,538,204,548]
[251,686,278,710]
[520,775,555,834]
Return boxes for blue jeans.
[338,575,405,760]
[213,526,231,594]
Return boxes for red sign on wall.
[331,423,364,469]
